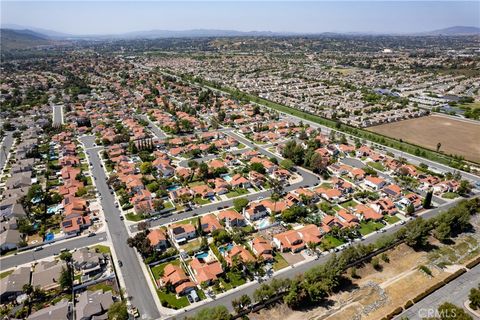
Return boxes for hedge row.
[412,280,447,303]
[382,306,403,320]
[466,255,480,269]
[442,268,467,284]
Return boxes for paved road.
[52,105,64,126]
[138,114,168,139]
[0,132,14,170]
[396,263,480,320]
[129,130,320,233]
[171,195,476,319]
[0,232,107,269]
[81,140,161,319]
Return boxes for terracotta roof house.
[200,214,223,234]
[364,176,387,190]
[218,210,246,228]
[169,223,197,244]
[161,264,196,295]
[225,245,255,266]
[189,258,223,284]
[370,198,398,215]
[297,224,323,245]
[244,203,269,221]
[273,229,305,253]
[354,204,383,221]
[250,236,274,261]
[147,229,169,250]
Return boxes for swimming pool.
[257,218,271,229]
[195,251,209,259]
[218,243,234,254]
[167,185,181,192]
[221,174,232,182]
[47,204,62,214]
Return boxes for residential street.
[52,105,64,126]
[0,232,107,269]
[81,140,161,319]
[0,132,14,170]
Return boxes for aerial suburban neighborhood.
[1,1,480,320]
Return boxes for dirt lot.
[251,227,480,320]
[367,114,480,163]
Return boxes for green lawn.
[272,252,289,271]
[320,182,332,188]
[164,200,174,209]
[237,143,246,149]
[87,282,114,293]
[321,235,345,250]
[179,238,202,252]
[340,199,357,209]
[91,245,111,254]
[157,290,189,309]
[193,197,211,205]
[359,220,384,235]
[442,192,459,199]
[125,212,145,222]
[384,215,401,224]
[367,161,386,172]
[226,188,249,198]
[222,271,246,289]
[0,270,13,279]
[151,260,181,280]
[188,181,206,187]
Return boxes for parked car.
[118,260,123,267]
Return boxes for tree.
[371,257,381,270]
[437,302,472,320]
[436,142,442,152]
[233,197,249,212]
[469,286,480,310]
[406,203,415,215]
[140,162,152,174]
[59,251,72,262]
[185,306,231,320]
[239,294,251,309]
[107,301,128,320]
[404,218,429,248]
[423,190,433,209]
[280,159,294,170]
[59,266,73,291]
[434,222,451,242]
[250,162,266,174]
[457,180,471,197]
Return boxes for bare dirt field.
[367,115,480,163]
[250,228,480,320]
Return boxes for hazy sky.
[1,1,479,35]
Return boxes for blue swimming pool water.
[218,243,234,254]
[195,251,209,259]
[167,185,181,192]
[221,174,232,182]
[47,204,61,214]
[257,218,271,229]
[45,233,54,241]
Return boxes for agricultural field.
[368,115,480,163]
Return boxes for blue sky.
[1,1,479,35]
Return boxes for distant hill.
[425,26,480,35]
[1,28,53,50]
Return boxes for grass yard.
[151,259,181,280]
[384,215,401,224]
[359,220,384,235]
[179,238,202,252]
[87,281,114,293]
[157,290,189,309]
[442,192,459,199]
[367,161,386,172]
[226,188,249,198]
[125,212,145,222]
[272,252,289,271]
[0,270,13,279]
[340,199,357,209]
[193,197,211,205]
[188,181,206,187]
[223,271,246,289]
[321,235,345,250]
[164,200,174,209]
[91,245,111,254]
